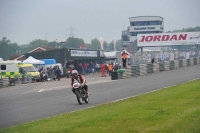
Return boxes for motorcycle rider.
[70,69,89,95]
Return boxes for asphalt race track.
[0,65,200,128]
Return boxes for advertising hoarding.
[71,50,98,57]
[137,32,200,47]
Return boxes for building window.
[130,21,162,26]
[0,65,6,70]
[130,22,135,26]
[130,32,136,36]
[122,35,129,41]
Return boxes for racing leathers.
[70,74,88,95]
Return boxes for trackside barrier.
[169,61,175,70]
[178,60,183,68]
[183,59,187,67]
[164,61,170,71]
[139,64,147,76]
[0,77,16,88]
[116,57,200,80]
[174,60,179,69]
[153,63,159,73]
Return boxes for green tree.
[90,38,101,50]
[63,37,84,48]
[24,39,49,53]
[103,41,110,51]
[116,39,123,50]
[0,37,20,60]
[47,41,57,49]
[20,44,29,54]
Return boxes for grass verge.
[0,79,200,133]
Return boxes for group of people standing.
[68,61,121,77]
[100,62,114,77]
[38,65,62,82]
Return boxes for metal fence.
[131,49,200,64]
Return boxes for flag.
[79,44,82,49]
[99,37,104,50]
[113,38,116,51]
[84,44,86,49]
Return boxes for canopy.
[24,56,45,65]
[40,59,56,65]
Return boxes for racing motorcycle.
[72,80,89,105]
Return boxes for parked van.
[0,61,40,81]
[17,63,40,81]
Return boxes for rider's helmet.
[71,70,78,77]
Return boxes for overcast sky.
[0,0,200,45]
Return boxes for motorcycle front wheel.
[75,90,83,105]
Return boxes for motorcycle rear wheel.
[84,95,89,103]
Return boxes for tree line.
[0,36,123,60]
[0,26,199,60]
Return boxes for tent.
[24,56,45,65]
[0,58,4,61]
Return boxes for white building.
[122,16,164,48]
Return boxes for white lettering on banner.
[137,32,200,47]
[71,50,97,57]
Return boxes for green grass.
[1,79,200,133]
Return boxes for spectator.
[56,66,61,81]
[151,57,155,64]
[108,62,113,76]
[121,50,128,68]
[101,62,106,77]
[83,62,88,75]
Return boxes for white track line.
[38,89,44,92]
[67,78,200,113]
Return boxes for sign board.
[71,50,98,57]
[137,32,200,47]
